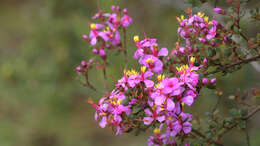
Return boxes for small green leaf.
[240,107,248,117]
[238,120,246,129]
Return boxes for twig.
[191,129,223,146]
[102,67,110,93]
[123,28,128,68]
[244,121,250,146]
[205,55,260,75]
[218,106,260,138]
[212,95,222,113]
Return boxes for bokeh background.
[0,0,260,146]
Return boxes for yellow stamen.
[197,12,205,17]
[177,17,181,22]
[204,16,209,22]
[190,57,195,63]
[167,116,173,121]
[181,102,185,106]
[133,35,139,42]
[146,58,154,63]
[125,69,139,76]
[90,23,96,29]
[157,74,165,81]
[153,128,161,134]
[180,15,184,20]
[153,44,158,51]
[141,66,146,73]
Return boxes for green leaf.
[184,0,202,7]
[132,105,143,114]
[238,120,246,129]
[240,107,248,117]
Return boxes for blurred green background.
[0,0,260,146]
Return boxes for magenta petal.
[90,37,97,46]
[182,96,194,106]
[183,122,192,134]
[116,126,122,135]
[98,32,109,41]
[158,48,168,56]
[144,108,153,116]
[155,95,166,105]
[144,80,154,88]
[157,116,165,123]
[144,71,153,78]
[167,99,175,111]
[94,112,98,121]
[143,117,154,125]
[99,116,107,128]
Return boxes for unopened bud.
[214,8,226,15]
[202,78,208,84]
[99,49,106,58]
[210,78,216,84]
[81,60,87,67]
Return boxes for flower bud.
[82,34,88,40]
[99,49,106,58]
[116,6,121,12]
[92,48,98,54]
[202,78,208,84]
[76,66,81,72]
[210,78,216,84]
[81,60,87,67]
[123,8,128,14]
[111,5,116,11]
[88,59,93,66]
[203,58,208,66]
[213,8,226,15]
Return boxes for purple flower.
[161,77,181,94]
[139,55,163,74]
[206,27,217,40]
[121,14,133,27]
[89,23,104,46]
[143,108,165,125]
[128,74,141,88]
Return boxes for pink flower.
[143,108,165,125]
[89,23,104,46]
[161,77,182,95]
[206,27,217,40]
[128,74,141,88]
[121,14,133,27]
[139,55,163,74]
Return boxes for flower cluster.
[91,50,203,145]
[133,36,168,74]
[82,5,132,59]
[80,8,220,146]
[172,12,226,58]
